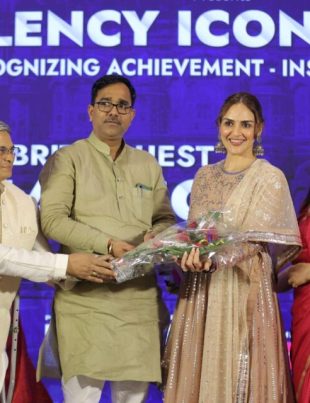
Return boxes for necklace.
[220,159,257,175]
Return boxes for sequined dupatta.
[222,158,301,270]
[198,160,300,402]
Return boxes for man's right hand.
[67,253,116,283]
[109,240,135,258]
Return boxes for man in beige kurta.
[39,75,175,402]
[0,121,115,396]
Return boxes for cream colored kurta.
[39,133,175,382]
[0,181,67,393]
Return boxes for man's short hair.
[0,121,11,134]
[91,74,136,106]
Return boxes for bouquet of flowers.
[112,211,240,283]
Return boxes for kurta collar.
[88,132,111,155]
[87,132,127,161]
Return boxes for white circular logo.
[171,179,193,220]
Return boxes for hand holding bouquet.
[112,211,238,283]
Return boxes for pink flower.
[187,220,198,229]
[152,239,164,248]
[175,231,191,243]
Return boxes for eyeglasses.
[94,101,132,115]
[0,146,19,156]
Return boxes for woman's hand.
[180,248,212,272]
[288,262,310,288]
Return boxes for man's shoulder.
[57,138,89,155]
[48,139,91,166]
[3,181,34,204]
[4,181,28,196]
[126,145,159,164]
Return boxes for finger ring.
[92,271,98,277]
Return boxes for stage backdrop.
[0,0,309,401]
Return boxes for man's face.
[88,82,135,144]
[0,131,14,181]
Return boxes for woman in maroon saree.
[289,189,310,402]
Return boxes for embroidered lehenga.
[163,159,301,403]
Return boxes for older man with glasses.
[38,74,175,402]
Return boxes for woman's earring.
[253,134,264,156]
[214,136,226,154]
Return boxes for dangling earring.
[214,135,226,154]
[253,134,264,156]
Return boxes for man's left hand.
[144,231,156,242]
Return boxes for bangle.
[108,240,113,255]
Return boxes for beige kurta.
[39,133,175,382]
[163,159,301,403]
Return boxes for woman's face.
[219,102,259,158]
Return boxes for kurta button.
[3,223,8,228]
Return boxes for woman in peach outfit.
[163,93,301,403]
